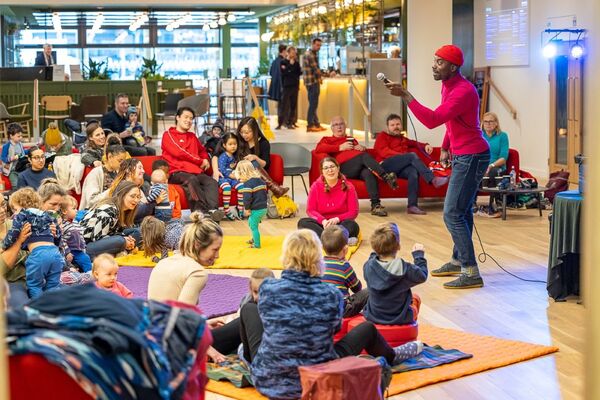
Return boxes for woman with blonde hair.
[244,229,423,399]
[147,212,223,305]
[479,111,510,217]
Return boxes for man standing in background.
[303,38,326,132]
[279,46,302,129]
[268,44,287,130]
[34,43,54,66]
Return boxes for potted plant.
[136,55,168,80]
[83,58,112,80]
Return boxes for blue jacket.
[252,270,343,399]
[267,55,285,101]
[363,251,427,325]
[4,208,61,249]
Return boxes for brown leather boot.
[257,166,289,198]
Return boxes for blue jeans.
[443,151,490,269]
[85,228,141,258]
[72,250,92,272]
[25,245,65,299]
[306,84,320,127]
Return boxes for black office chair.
[270,142,311,200]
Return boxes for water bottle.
[509,166,517,188]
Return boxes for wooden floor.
[205,187,583,400]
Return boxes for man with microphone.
[384,45,490,289]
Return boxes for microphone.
[376,72,391,84]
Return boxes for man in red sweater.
[161,106,223,222]
[385,45,490,289]
[374,113,448,215]
[315,116,398,216]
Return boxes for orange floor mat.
[206,324,558,399]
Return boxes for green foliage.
[83,58,112,80]
[136,55,168,80]
[255,58,271,78]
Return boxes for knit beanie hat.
[126,106,138,118]
[212,118,225,133]
[45,122,62,146]
[434,45,464,67]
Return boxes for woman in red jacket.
[161,107,223,222]
[314,116,397,217]
[297,156,359,240]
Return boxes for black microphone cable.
[472,220,546,284]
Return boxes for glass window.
[154,47,222,81]
[231,46,259,77]
[86,28,149,45]
[16,29,78,46]
[83,48,151,80]
[18,48,81,68]
[230,28,259,44]
[157,28,220,44]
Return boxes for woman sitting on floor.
[147,212,222,305]
[16,146,56,191]
[298,156,360,243]
[79,180,141,258]
[80,122,107,168]
[242,229,423,400]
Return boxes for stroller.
[64,119,89,152]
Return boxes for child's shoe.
[226,208,240,221]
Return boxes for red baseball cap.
[435,45,464,67]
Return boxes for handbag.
[545,170,570,204]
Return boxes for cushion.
[348,316,419,347]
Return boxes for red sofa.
[309,148,520,200]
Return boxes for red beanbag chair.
[333,314,365,343]
[347,315,418,347]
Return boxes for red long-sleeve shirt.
[314,136,363,164]
[307,176,359,223]
[373,132,427,162]
[161,127,209,174]
[408,73,489,156]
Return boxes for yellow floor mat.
[206,324,558,399]
[116,235,362,269]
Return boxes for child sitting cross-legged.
[92,253,133,298]
[4,188,65,299]
[321,225,368,318]
[217,132,245,220]
[363,222,427,325]
[151,159,182,220]
[236,160,268,248]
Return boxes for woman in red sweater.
[314,116,397,217]
[297,157,360,240]
[161,106,223,222]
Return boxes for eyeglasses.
[483,120,497,124]
[331,123,345,128]
[322,165,338,171]
[30,156,45,161]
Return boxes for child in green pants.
[236,160,268,248]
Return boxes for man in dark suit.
[268,44,287,130]
[34,43,54,66]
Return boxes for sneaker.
[443,274,484,289]
[315,125,327,131]
[431,176,449,188]
[348,237,359,246]
[226,208,240,221]
[383,172,399,190]
[407,205,426,215]
[393,340,424,365]
[431,262,462,277]
[208,209,224,222]
[307,126,319,132]
[371,204,388,217]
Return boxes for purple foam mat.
[118,266,249,319]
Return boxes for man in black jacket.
[101,93,155,156]
[279,46,302,129]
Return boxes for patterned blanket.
[207,344,473,388]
